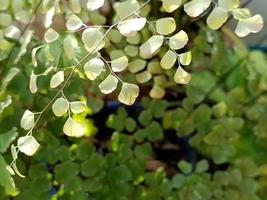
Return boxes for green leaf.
[0,128,18,153]
[108,165,132,183]
[178,160,193,174]
[146,121,164,141]
[0,155,17,195]
[138,110,153,126]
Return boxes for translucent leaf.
[12,162,25,178]
[50,71,64,88]
[114,0,140,19]
[118,83,139,105]
[44,45,54,61]
[136,71,152,83]
[5,25,21,40]
[63,117,85,137]
[149,84,165,99]
[20,110,35,131]
[99,75,118,94]
[84,58,104,80]
[140,35,164,59]
[11,145,17,160]
[179,51,192,66]
[66,14,83,31]
[15,10,30,24]
[82,28,105,53]
[63,35,80,60]
[160,50,177,69]
[169,30,189,50]
[70,0,81,13]
[207,7,229,30]
[235,15,264,37]
[161,0,182,13]
[174,66,192,84]
[207,7,228,30]
[43,6,55,28]
[29,72,38,94]
[31,45,44,67]
[117,17,146,37]
[42,66,54,76]
[52,97,69,117]
[232,8,251,20]
[0,0,9,11]
[111,56,128,72]
[156,17,176,35]
[70,102,86,114]
[87,0,104,11]
[184,0,211,17]
[17,136,40,156]
[218,0,239,11]
[44,28,59,43]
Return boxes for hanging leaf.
[12,162,25,178]
[29,72,38,94]
[20,110,35,131]
[184,0,211,17]
[63,117,85,137]
[44,28,59,43]
[218,0,239,11]
[44,45,54,61]
[5,25,21,40]
[161,0,182,13]
[140,35,164,59]
[118,83,139,105]
[99,75,118,94]
[207,7,229,30]
[111,56,128,72]
[235,15,264,37]
[84,58,105,80]
[87,0,105,11]
[82,28,105,53]
[149,84,165,99]
[174,66,192,84]
[114,0,140,19]
[169,30,189,50]
[52,97,69,117]
[17,136,40,156]
[70,0,81,13]
[179,51,192,66]
[66,14,83,31]
[118,17,146,37]
[50,71,64,88]
[63,35,80,60]
[70,102,86,114]
[31,45,44,67]
[43,6,55,28]
[160,50,177,69]
[232,8,251,20]
[156,17,176,35]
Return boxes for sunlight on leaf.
[169,30,189,50]
[17,136,40,156]
[118,83,139,105]
[160,50,177,69]
[184,0,211,17]
[235,15,264,37]
[29,72,38,94]
[140,35,164,59]
[150,84,165,99]
[179,51,192,66]
[161,0,182,13]
[118,17,146,37]
[44,28,59,43]
[82,28,105,53]
[111,56,128,72]
[52,97,69,117]
[174,66,192,84]
[207,7,229,30]
[156,17,176,35]
[87,0,105,11]
[84,58,105,80]
[50,71,64,88]
[70,102,86,114]
[66,14,83,31]
[63,117,85,137]
[99,75,118,94]
[20,110,35,131]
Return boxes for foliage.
[0,0,266,199]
